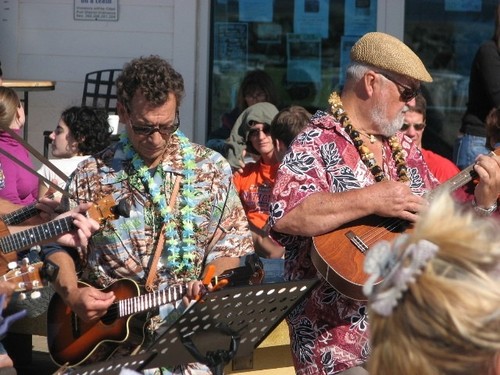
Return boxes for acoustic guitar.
[0,196,129,274]
[47,256,265,367]
[311,150,500,301]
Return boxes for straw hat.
[351,32,433,82]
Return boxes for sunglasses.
[248,122,271,138]
[401,122,426,131]
[130,112,180,136]
[379,73,420,102]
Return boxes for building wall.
[0,0,209,157]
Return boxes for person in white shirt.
[38,106,112,198]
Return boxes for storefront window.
[404,0,498,158]
[208,0,498,161]
[207,0,378,142]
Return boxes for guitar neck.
[117,284,187,317]
[1,203,40,226]
[430,148,500,200]
[427,163,476,200]
[0,216,74,255]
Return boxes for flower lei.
[328,92,409,182]
[120,130,197,273]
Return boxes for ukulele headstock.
[87,196,130,225]
[2,260,47,299]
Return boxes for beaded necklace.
[328,92,409,182]
[357,129,378,144]
[120,130,197,273]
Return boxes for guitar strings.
[357,217,407,250]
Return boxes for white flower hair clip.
[363,234,439,316]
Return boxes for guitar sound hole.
[101,305,118,325]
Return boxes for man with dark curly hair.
[38,106,112,197]
[43,55,254,374]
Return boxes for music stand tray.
[58,278,319,375]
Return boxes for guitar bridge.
[346,231,369,254]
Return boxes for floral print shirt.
[62,133,254,374]
[269,111,439,375]
[65,133,253,287]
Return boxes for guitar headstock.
[213,253,266,288]
[2,260,46,299]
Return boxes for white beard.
[372,102,405,138]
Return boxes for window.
[404,0,498,158]
[207,0,378,142]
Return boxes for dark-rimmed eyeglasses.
[379,73,420,102]
[401,122,426,131]
[248,122,271,138]
[130,112,180,136]
[244,91,267,101]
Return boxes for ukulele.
[311,149,500,301]
[46,256,265,367]
[0,196,129,275]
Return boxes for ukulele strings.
[357,217,406,248]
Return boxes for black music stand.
[59,278,319,375]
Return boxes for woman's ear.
[12,103,25,129]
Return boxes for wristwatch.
[472,199,498,216]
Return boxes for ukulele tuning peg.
[30,291,41,299]
[7,262,17,270]
[18,293,27,301]
[111,198,131,219]
[21,257,30,265]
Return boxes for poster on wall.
[214,22,248,71]
[74,0,119,21]
[239,0,273,22]
[286,33,322,83]
[344,0,377,36]
[293,0,329,38]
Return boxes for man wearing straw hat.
[268,32,500,375]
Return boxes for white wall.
[0,0,209,157]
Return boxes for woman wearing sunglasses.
[402,93,460,183]
[230,102,284,260]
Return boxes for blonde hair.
[0,87,20,129]
[368,193,500,375]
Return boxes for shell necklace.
[328,92,409,182]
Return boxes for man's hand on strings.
[67,285,116,322]
[53,202,100,248]
[182,280,212,307]
[473,153,500,207]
